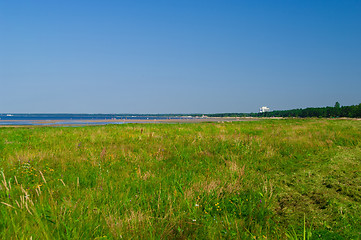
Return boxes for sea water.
[0,114,189,126]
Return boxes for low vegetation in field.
[0,119,361,239]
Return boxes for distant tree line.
[205,102,361,118]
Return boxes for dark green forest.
[207,102,361,118]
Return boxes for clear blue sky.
[1,1,360,113]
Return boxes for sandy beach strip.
[0,117,261,127]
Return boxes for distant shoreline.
[3,117,359,127]
[0,117,262,127]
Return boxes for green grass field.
[1,119,361,239]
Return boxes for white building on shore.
[259,106,270,113]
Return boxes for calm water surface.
[0,114,192,126]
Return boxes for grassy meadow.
[0,119,361,239]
